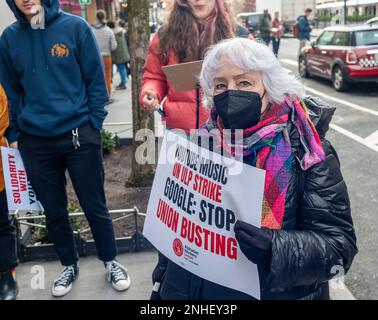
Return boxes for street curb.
[329,278,356,300]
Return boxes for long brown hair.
[158,0,235,64]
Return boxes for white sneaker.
[52,264,79,297]
[105,260,131,292]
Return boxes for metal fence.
[11,207,153,262]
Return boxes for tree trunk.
[127,0,155,187]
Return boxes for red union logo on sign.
[173,238,183,257]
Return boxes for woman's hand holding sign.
[234,221,273,267]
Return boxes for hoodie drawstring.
[28,32,36,73]
[27,29,49,72]
[40,30,49,71]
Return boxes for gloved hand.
[234,220,273,267]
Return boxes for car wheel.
[332,66,349,91]
[299,56,310,78]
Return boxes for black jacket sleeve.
[267,139,358,288]
[152,252,169,285]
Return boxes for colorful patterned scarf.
[197,95,325,229]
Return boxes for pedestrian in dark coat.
[259,9,272,46]
[109,21,130,90]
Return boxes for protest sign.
[143,131,266,299]
[1,147,42,211]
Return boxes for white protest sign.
[143,131,266,299]
[1,147,43,211]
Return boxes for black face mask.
[214,90,266,130]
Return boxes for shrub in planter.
[347,14,375,22]
[317,15,332,22]
[101,129,116,155]
[34,202,85,244]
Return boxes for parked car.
[299,25,378,91]
[237,12,264,38]
[365,17,378,26]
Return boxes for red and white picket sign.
[143,131,266,299]
[1,147,43,211]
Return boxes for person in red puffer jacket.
[140,0,253,132]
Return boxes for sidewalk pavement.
[17,251,157,300]
[16,249,355,300]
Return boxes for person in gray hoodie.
[92,10,117,97]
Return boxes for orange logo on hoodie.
[51,43,70,58]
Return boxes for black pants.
[18,123,117,266]
[0,190,18,272]
[272,37,281,56]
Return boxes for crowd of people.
[0,0,356,301]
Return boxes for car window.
[332,32,350,46]
[247,14,262,26]
[318,31,336,46]
[237,16,245,25]
[355,29,378,46]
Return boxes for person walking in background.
[109,21,130,90]
[297,8,313,56]
[92,10,117,98]
[0,85,18,300]
[140,0,252,133]
[119,20,131,79]
[271,12,283,57]
[259,9,272,46]
[0,0,130,298]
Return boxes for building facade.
[281,0,316,23]
[230,0,257,14]
[316,0,378,18]
[0,0,15,34]
[59,0,120,24]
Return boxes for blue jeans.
[262,36,271,47]
[272,37,281,56]
[116,63,127,87]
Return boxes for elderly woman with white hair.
[150,38,357,300]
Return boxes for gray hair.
[199,37,305,108]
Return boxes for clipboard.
[162,60,204,92]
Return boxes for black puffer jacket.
[151,97,358,300]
